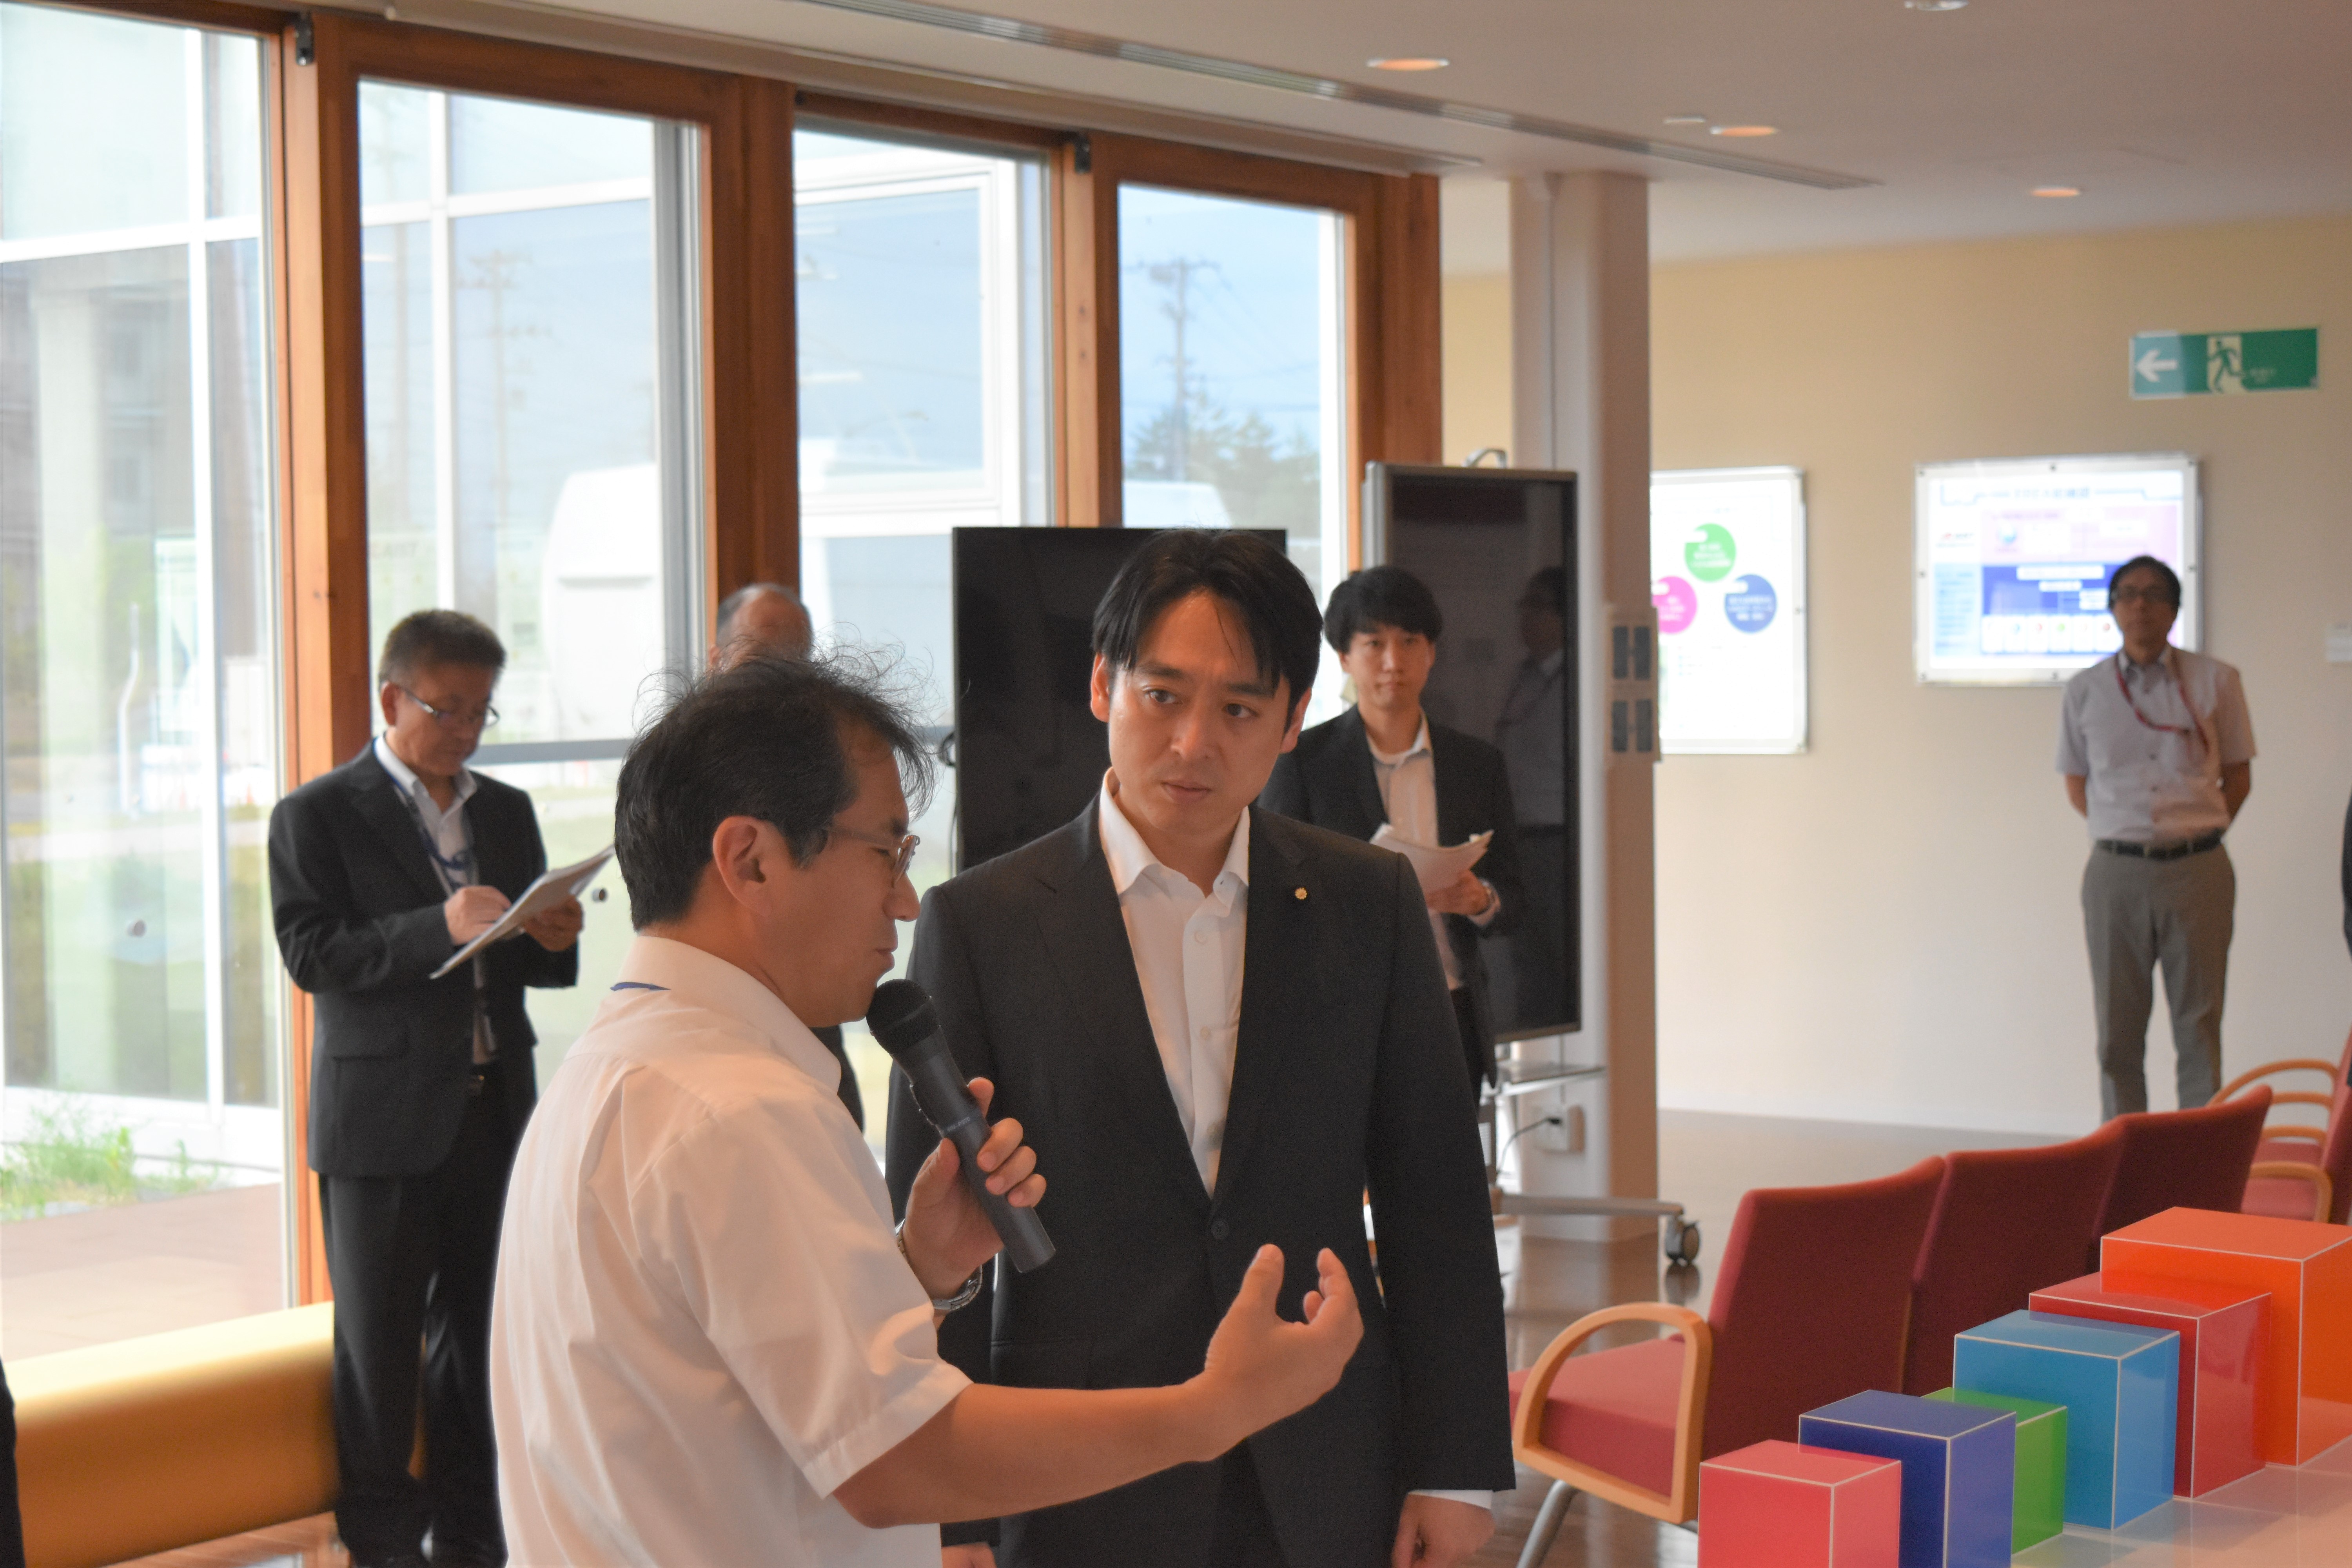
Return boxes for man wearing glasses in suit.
[270,610,582,1568]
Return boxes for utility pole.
[1130,257,1216,481]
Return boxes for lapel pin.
[1293,886,1308,901]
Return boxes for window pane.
[363,89,677,750]
[360,87,695,1093]
[0,6,189,238]
[2,8,284,1357]
[793,127,1050,1150]
[450,95,651,196]
[1118,186,1346,599]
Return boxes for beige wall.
[1446,213,2352,1134]
[1441,274,1514,467]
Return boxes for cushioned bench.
[11,1304,336,1568]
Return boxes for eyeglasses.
[827,822,920,882]
[2110,588,2176,608]
[396,685,500,731]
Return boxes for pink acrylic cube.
[1699,1440,1902,1568]
[2030,1270,2267,1496]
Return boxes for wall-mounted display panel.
[1650,467,1807,754]
[1916,454,2200,686]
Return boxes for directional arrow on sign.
[2135,348,2177,383]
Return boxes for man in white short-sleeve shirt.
[2057,555,2255,1118]
[491,654,1362,1568]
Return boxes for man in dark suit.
[269,610,580,1568]
[1260,566,1524,1092]
[885,532,1511,1568]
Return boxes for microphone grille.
[864,978,936,1055]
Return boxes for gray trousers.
[2082,843,2234,1119]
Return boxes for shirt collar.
[610,934,837,1079]
[1366,715,1432,767]
[2118,646,2177,684]
[1097,772,1250,900]
[373,733,478,809]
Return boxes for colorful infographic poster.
[1914,454,2199,685]
[1650,467,1807,754]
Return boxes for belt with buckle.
[2095,830,2224,861]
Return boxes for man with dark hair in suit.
[269,609,581,1568]
[1260,565,1525,1093]
[886,531,1511,1568]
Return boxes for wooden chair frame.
[2245,1162,2334,1223]
[1511,1302,1713,1524]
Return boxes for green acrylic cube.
[1929,1387,2066,1551]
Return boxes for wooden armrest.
[2247,1161,2333,1223]
[2216,1060,2342,1101]
[2260,1125,2327,1146]
[1512,1302,1712,1525]
[2270,1091,2336,1111]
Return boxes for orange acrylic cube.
[1698,1440,1901,1568]
[2100,1206,2352,1464]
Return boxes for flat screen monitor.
[951,527,1285,872]
[1363,463,1580,1039]
[1915,453,2200,686]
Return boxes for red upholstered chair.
[1506,1157,1944,1564]
[2087,1086,2272,1269]
[2241,1078,2350,1225]
[1902,1123,2124,1396]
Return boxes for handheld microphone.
[866,978,1055,1273]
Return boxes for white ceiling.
[444,0,2352,264]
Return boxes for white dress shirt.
[1094,776,1491,1516]
[374,734,493,1063]
[490,936,965,1568]
[2056,647,2255,844]
[1365,718,1499,993]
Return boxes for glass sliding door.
[0,3,285,1356]
[359,85,702,1086]
[1118,186,1349,719]
[793,124,1049,1147]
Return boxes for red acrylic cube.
[2031,1271,2267,1496]
[1698,1440,1902,1568]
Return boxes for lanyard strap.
[392,783,475,891]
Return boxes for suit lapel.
[346,750,454,906]
[1331,708,1390,836]
[1034,806,1212,1215]
[1217,809,1321,1204]
[465,785,524,898]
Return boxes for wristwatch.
[896,1221,985,1312]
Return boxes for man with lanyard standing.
[270,610,582,1568]
[2058,556,2254,1119]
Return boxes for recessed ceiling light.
[1906,1,1968,11]
[1368,57,1449,71]
[1710,125,1778,138]
[2031,185,2082,198]
[1663,113,1708,126]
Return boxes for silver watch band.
[896,1221,985,1312]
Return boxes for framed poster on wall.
[1915,453,2200,686]
[1650,466,1808,754]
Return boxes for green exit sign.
[2131,328,2318,398]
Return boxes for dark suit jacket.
[269,746,576,1178]
[1259,709,1525,1082]
[884,804,1512,1568]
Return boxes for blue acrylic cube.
[1951,1309,2180,1530]
[1798,1390,2014,1568]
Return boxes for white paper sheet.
[430,845,614,979]
[1368,824,1491,896]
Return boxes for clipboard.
[430,845,614,980]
